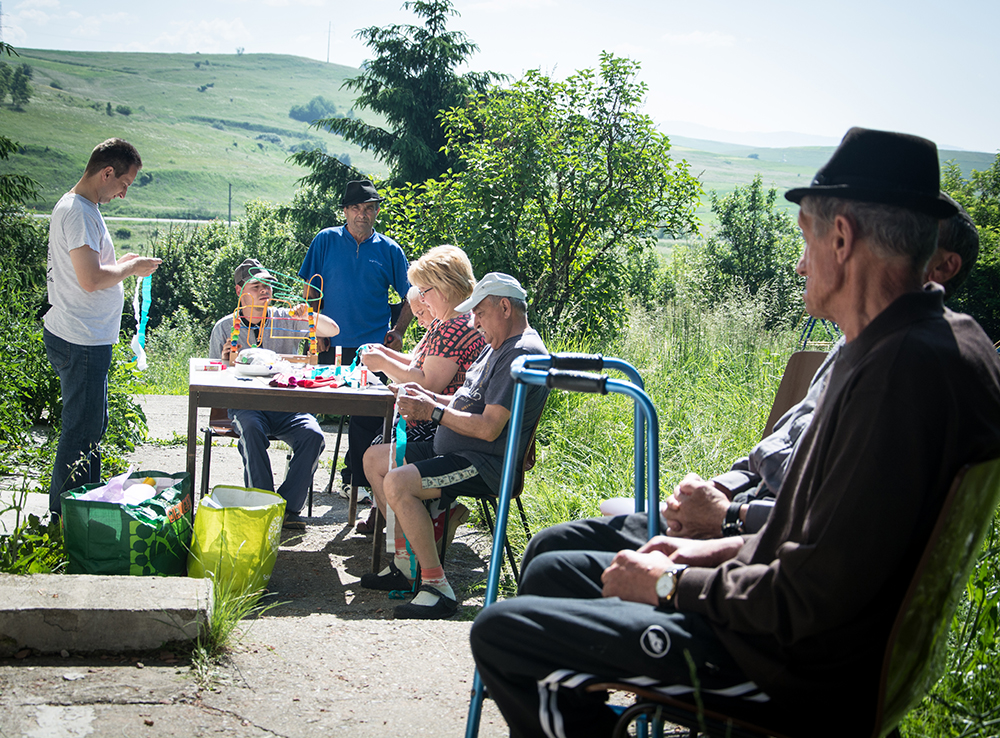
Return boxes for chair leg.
[201,428,213,499]
[348,484,359,528]
[324,415,346,495]
[479,498,520,584]
[438,503,452,561]
[515,497,532,541]
[371,507,385,572]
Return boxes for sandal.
[393,584,458,620]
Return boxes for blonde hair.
[407,245,477,304]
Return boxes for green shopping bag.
[61,471,193,576]
[187,486,285,595]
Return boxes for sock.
[393,538,415,580]
[413,566,455,605]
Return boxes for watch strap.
[722,501,744,537]
[430,405,445,426]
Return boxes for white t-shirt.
[44,193,124,346]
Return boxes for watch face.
[656,571,675,600]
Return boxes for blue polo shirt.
[298,226,410,348]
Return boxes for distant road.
[31,214,224,224]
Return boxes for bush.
[139,307,209,395]
[288,96,338,124]
[115,104,131,116]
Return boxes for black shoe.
[283,512,307,530]
[360,562,414,591]
[393,584,458,620]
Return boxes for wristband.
[722,501,744,537]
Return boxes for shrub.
[115,104,131,116]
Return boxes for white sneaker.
[357,487,372,503]
[337,482,352,499]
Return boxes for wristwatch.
[722,502,744,538]
[430,405,445,426]
[655,565,688,605]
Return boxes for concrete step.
[0,573,212,657]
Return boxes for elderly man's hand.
[639,535,743,568]
[663,473,732,539]
[601,549,674,605]
[394,382,435,422]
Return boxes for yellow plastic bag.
[187,486,285,595]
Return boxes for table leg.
[369,410,395,572]
[186,389,199,486]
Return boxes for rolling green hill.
[1,49,994,226]
[0,49,386,219]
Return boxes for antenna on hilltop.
[327,22,331,63]
[1,2,5,45]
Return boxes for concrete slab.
[0,574,212,657]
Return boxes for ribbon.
[129,274,152,371]
[386,402,417,597]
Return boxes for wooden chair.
[200,407,316,516]
[760,351,827,439]
[587,455,1000,738]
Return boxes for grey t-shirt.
[434,328,548,493]
[44,192,124,345]
[209,307,310,359]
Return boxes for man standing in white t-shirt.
[44,138,161,517]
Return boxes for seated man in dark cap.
[209,258,340,529]
[470,129,1000,738]
[298,179,414,497]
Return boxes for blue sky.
[3,0,998,153]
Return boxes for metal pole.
[228,183,232,226]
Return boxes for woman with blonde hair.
[359,245,485,539]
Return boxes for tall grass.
[520,294,801,538]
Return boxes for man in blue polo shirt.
[299,179,413,494]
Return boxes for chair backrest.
[874,456,1000,736]
[512,399,546,498]
[761,351,827,439]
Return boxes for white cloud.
[13,0,60,10]
[661,30,735,49]
[13,8,52,24]
[150,18,253,53]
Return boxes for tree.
[942,153,1000,340]
[381,53,701,340]
[9,65,32,108]
[292,0,501,192]
[0,62,11,103]
[699,175,804,327]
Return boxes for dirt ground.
[0,396,512,737]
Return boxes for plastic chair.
[200,407,316,516]
[585,455,1000,738]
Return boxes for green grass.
[0,49,389,218]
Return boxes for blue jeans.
[229,409,325,515]
[44,328,112,516]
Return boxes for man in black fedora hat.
[470,128,1000,738]
[298,179,414,495]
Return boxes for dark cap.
[341,179,384,208]
[234,258,274,287]
[785,127,957,218]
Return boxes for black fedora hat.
[341,179,384,208]
[785,127,957,218]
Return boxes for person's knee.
[383,467,419,508]
[519,550,566,595]
[363,443,389,480]
[522,522,570,568]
